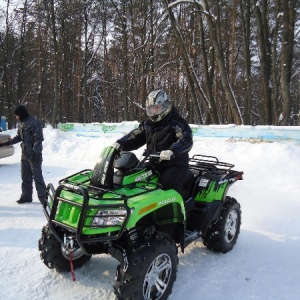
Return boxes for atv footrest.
[184,230,202,247]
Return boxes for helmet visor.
[146,103,165,117]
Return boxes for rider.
[115,89,193,196]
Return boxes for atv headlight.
[91,208,127,227]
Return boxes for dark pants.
[20,154,46,200]
[156,164,188,196]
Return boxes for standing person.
[115,89,193,196]
[0,105,47,205]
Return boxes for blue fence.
[57,122,300,143]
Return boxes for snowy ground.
[0,126,299,300]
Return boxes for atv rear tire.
[203,197,241,253]
[38,225,91,272]
[114,233,178,300]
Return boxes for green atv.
[39,146,243,300]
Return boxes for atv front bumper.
[44,182,132,254]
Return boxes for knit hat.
[14,105,28,117]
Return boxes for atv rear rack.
[189,154,235,175]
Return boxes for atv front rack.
[189,154,235,175]
[45,183,126,252]
[44,169,161,254]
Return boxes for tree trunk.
[3,0,13,126]
[49,0,60,127]
[166,0,217,124]
[270,0,281,124]
[254,0,272,124]
[239,0,252,124]
[202,0,243,125]
[17,0,28,103]
[83,3,88,123]
[280,0,297,125]
[198,13,218,124]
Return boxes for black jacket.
[3,115,44,159]
[117,107,193,167]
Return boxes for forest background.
[0,0,299,128]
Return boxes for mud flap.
[200,201,223,235]
[187,201,223,235]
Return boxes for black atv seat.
[113,152,140,185]
[114,151,139,171]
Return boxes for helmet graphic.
[146,90,173,122]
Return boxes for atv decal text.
[219,177,236,185]
[135,170,153,182]
[101,161,109,185]
[159,197,176,206]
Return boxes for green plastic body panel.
[194,174,235,203]
[53,171,185,236]
[120,168,158,185]
[49,147,241,239]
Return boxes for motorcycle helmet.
[146,90,173,122]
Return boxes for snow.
[1,126,300,300]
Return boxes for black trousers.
[156,164,188,196]
[20,154,47,200]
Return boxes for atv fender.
[189,200,224,235]
[201,201,224,235]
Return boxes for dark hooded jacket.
[3,106,44,160]
[117,107,193,167]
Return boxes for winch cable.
[69,250,76,281]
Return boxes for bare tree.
[239,0,252,124]
[49,0,59,127]
[279,0,298,125]
[166,1,209,123]
[0,0,298,126]
[168,0,243,124]
[253,0,273,124]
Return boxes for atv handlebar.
[142,149,175,159]
[149,153,160,158]
[143,152,175,161]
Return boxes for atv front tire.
[203,197,241,253]
[38,225,91,272]
[114,233,178,300]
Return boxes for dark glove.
[142,148,152,156]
